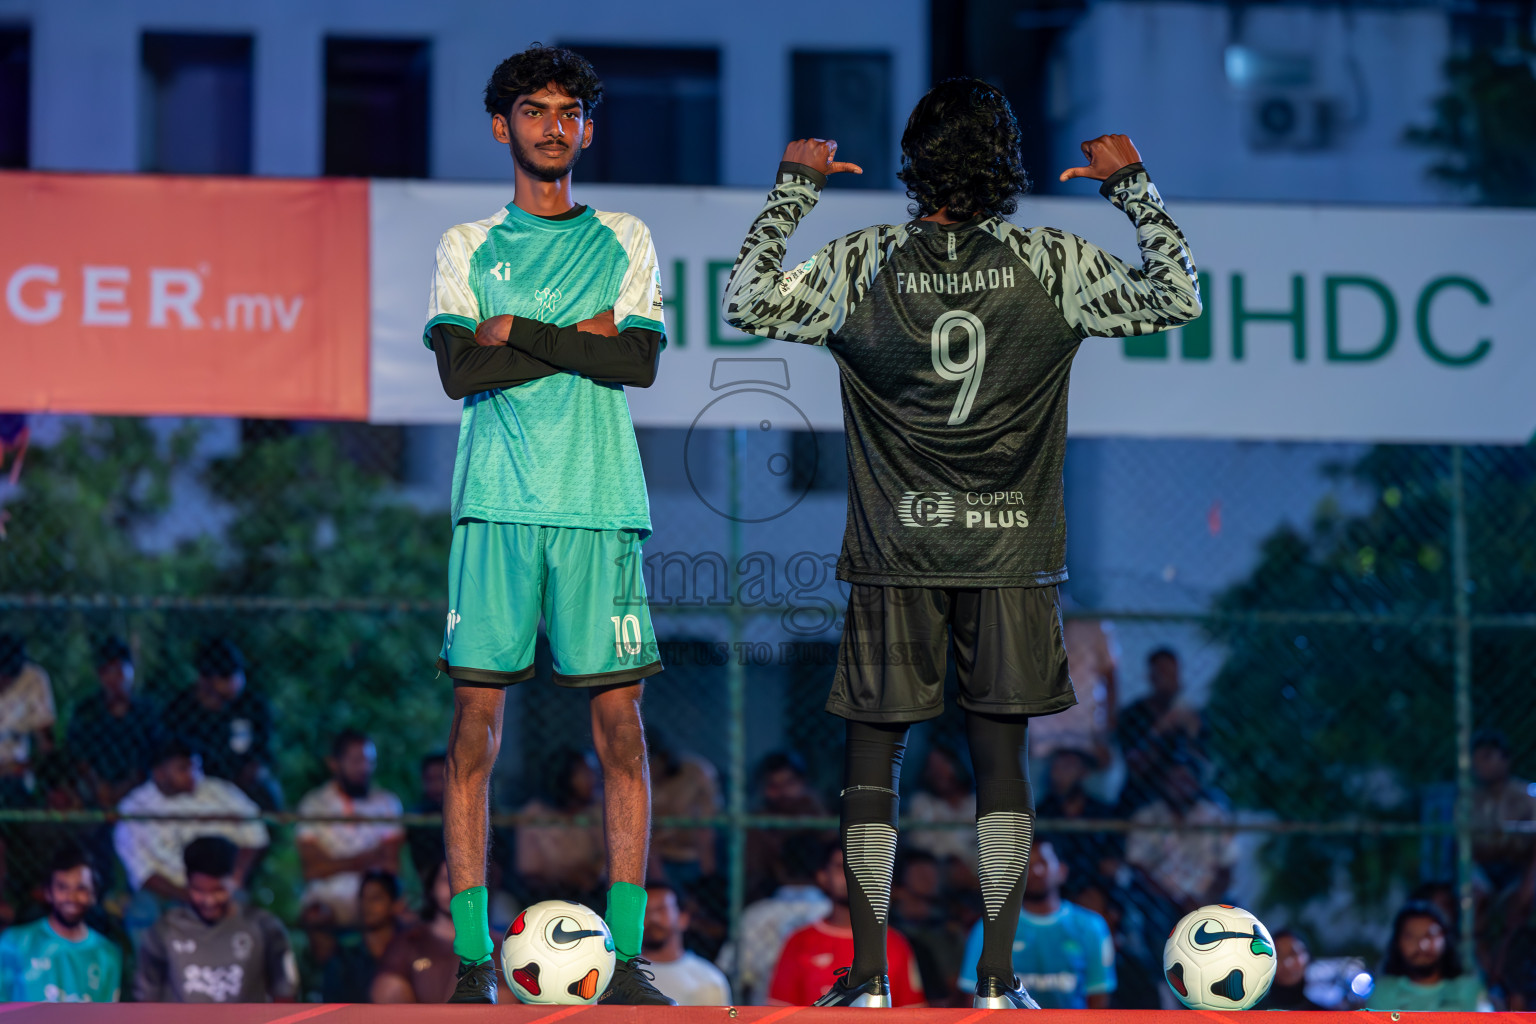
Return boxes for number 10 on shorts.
[611,615,644,658]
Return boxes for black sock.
[966,710,1034,987]
[841,719,908,986]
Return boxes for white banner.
[370,180,1536,444]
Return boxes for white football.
[501,899,616,1005]
[1162,904,1277,1010]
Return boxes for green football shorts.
[435,521,662,687]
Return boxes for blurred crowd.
[0,627,1532,1009]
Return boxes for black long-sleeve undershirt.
[505,316,662,388]
[430,322,561,400]
[430,318,663,399]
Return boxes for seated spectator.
[406,752,447,882]
[1466,732,1536,1004]
[67,636,165,811]
[9,752,115,920]
[1124,755,1236,919]
[744,751,829,901]
[716,832,832,1004]
[1116,648,1205,812]
[295,730,404,928]
[643,881,731,1005]
[1036,747,1124,893]
[134,836,297,1003]
[0,634,54,926]
[0,633,55,803]
[166,639,282,810]
[958,839,1115,1008]
[1366,900,1490,1012]
[0,847,122,1002]
[1069,884,1161,1010]
[1031,616,1119,780]
[372,859,512,1003]
[114,740,269,945]
[1255,928,1325,1010]
[649,733,721,886]
[680,875,730,962]
[1504,924,1536,1011]
[767,841,925,1007]
[904,744,977,873]
[515,748,606,902]
[1472,730,1536,895]
[890,847,967,1006]
[321,870,405,1003]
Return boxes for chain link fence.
[0,414,1531,1007]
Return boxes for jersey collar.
[503,202,595,231]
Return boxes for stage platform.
[0,1007,1514,1022]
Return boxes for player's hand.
[1058,133,1141,183]
[475,315,513,347]
[577,309,617,337]
[782,138,863,177]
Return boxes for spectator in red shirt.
[768,842,925,1007]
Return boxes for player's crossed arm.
[472,309,662,388]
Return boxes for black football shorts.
[827,584,1077,724]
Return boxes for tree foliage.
[1204,445,1536,915]
[1409,27,1536,206]
[0,417,450,843]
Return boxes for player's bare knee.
[593,715,646,776]
[447,714,501,781]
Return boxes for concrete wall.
[0,0,926,186]
[1051,2,1454,204]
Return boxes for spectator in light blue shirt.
[958,838,1116,1009]
[0,846,121,1002]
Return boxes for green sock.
[449,886,494,965]
[605,882,648,962]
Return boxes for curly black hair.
[898,78,1030,220]
[484,44,603,120]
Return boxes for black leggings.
[840,711,1033,986]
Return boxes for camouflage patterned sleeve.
[721,163,896,346]
[986,163,1202,339]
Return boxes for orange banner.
[0,172,368,419]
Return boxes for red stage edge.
[0,1007,1515,1022]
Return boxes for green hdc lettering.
[658,258,771,349]
[1121,271,1492,367]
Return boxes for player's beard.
[513,135,583,182]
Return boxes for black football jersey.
[723,162,1201,588]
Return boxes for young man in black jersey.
[722,78,1201,1008]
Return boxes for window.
[0,26,28,169]
[141,33,252,174]
[562,45,720,186]
[791,51,892,190]
[324,38,431,178]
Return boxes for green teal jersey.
[424,203,666,533]
[0,918,122,1002]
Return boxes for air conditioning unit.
[1244,92,1337,151]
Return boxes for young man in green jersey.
[425,45,670,1005]
[0,847,121,1002]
